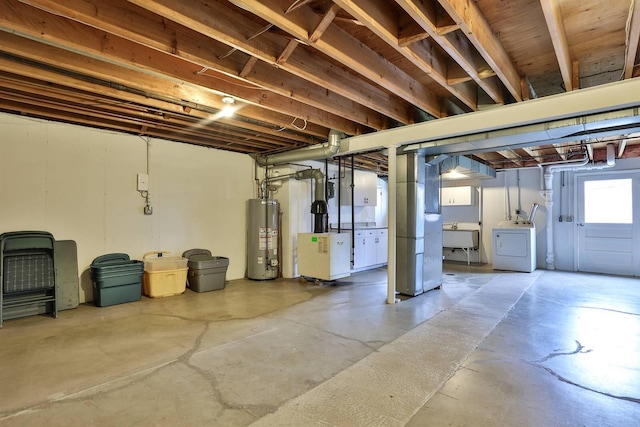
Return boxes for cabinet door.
[375,229,388,264]
[340,171,378,206]
[364,230,376,266]
[442,186,474,206]
[352,231,367,269]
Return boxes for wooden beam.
[0,80,304,151]
[624,0,640,79]
[1,1,374,133]
[229,0,443,117]
[0,33,332,138]
[496,150,523,167]
[0,67,317,144]
[398,17,430,47]
[572,60,580,90]
[276,39,299,65]
[239,56,258,78]
[436,0,523,101]
[540,0,574,91]
[118,0,419,125]
[395,0,505,105]
[308,3,340,43]
[334,0,477,111]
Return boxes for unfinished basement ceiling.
[0,0,639,173]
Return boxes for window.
[584,178,632,224]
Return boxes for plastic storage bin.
[183,249,229,292]
[90,253,144,307]
[143,251,188,298]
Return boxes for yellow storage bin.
[143,252,188,298]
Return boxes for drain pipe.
[255,129,343,167]
[540,144,616,270]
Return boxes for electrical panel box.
[137,173,149,191]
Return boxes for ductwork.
[295,169,328,233]
[255,129,343,167]
[440,155,497,180]
[295,169,325,202]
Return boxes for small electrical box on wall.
[137,173,149,191]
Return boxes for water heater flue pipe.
[255,129,343,167]
[295,169,328,233]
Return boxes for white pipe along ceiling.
[541,144,616,270]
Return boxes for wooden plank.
[624,0,640,79]
[0,66,317,144]
[398,17,430,47]
[239,56,258,78]
[540,0,574,91]
[309,3,340,43]
[335,0,477,111]
[276,39,299,65]
[436,0,523,101]
[395,0,505,105]
[121,0,419,124]
[0,33,331,138]
[0,1,374,133]
[572,60,580,90]
[229,0,443,117]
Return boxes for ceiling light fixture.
[221,96,236,117]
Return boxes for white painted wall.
[0,113,253,302]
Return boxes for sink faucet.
[451,222,458,230]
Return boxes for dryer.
[492,221,536,272]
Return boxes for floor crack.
[533,340,592,363]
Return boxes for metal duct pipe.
[255,129,343,167]
[295,169,325,202]
[295,168,328,233]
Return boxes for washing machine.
[492,221,537,272]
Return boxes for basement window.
[584,178,632,224]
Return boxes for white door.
[576,172,640,276]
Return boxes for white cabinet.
[441,186,476,206]
[352,230,370,270]
[352,228,388,271]
[298,233,351,281]
[340,170,378,206]
[364,230,376,266]
[375,229,388,264]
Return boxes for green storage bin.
[90,253,144,307]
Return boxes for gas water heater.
[247,198,279,280]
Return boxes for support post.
[387,145,397,304]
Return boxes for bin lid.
[91,253,131,266]
[183,248,211,258]
[187,254,229,269]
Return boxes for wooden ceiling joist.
[540,0,574,91]
[227,0,443,118]
[334,0,478,111]
[436,0,523,101]
[394,0,506,105]
[120,0,420,125]
[6,0,380,133]
[624,0,640,79]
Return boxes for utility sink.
[443,229,479,248]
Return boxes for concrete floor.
[0,264,638,426]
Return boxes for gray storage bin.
[183,249,229,292]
